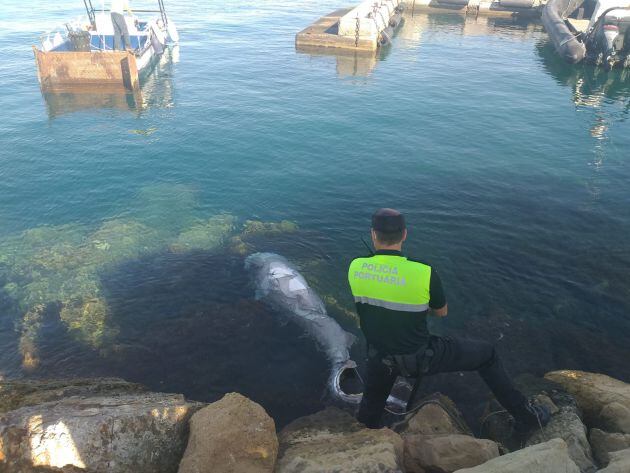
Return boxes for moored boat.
[543,0,630,67]
[33,1,179,91]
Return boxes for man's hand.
[431,303,448,317]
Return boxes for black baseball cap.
[371,208,406,233]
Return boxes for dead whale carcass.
[245,252,361,403]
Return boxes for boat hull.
[542,0,587,63]
[33,47,140,91]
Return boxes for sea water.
[1,0,630,425]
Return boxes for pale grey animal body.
[245,252,359,402]
[245,252,411,411]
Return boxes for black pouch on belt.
[384,344,434,378]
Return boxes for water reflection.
[537,40,630,166]
[295,45,379,77]
[538,41,630,110]
[398,12,544,42]
[294,13,546,77]
[41,46,179,118]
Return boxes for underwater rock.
[170,214,236,253]
[242,220,298,237]
[18,304,55,372]
[21,270,102,311]
[59,296,118,349]
[88,219,163,265]
[178,393,278,473]
[228,235,252,255]
[1,218,165,354]
[0,391,202,473]
[276,407,404,473]
[0,224,87,279]
[321,295,360,327]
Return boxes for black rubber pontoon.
[543,0,588,63]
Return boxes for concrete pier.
[296,0,546,54]
[408,0,546,18]
[295,0,403,52]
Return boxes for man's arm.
[428,269,448,317]
[432,303,448,317]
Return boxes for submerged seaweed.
[242,219,299,237]
[0,197,302,374]
[170,214,236,253]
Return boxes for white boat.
[33,1,179,91]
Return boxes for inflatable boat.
[543,0,630,67]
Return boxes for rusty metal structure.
[34,48,140,92]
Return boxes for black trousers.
[111,12,131,51]
[357,336,528,428]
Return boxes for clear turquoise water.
[1,1,630,424]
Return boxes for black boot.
[513,399,551,434]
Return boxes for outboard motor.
[587,5,630,68]
[601,23,621,67]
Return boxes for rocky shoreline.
[1,370,630,473]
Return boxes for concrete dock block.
[296,0,403,52]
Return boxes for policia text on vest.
[349,251,444,356]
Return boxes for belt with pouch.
[369,344,435,378]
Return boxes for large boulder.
[544,371,630,432]
[453,438,581,473]
[396,395,497,473]
[598,402,630,434]
[177,393,278,473]
[276,407,404,473]
[598,448,630,473]
[525,401,596,473]
[0,378,144,414]
[396,394,471,437]
[404,434,499,473]
[0,462,86,472]
[0,391,202,473]
[589,428,630,466]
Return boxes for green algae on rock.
[227,235,251,256]
[170,214,236,253]
[0,211,301,372]
[18,304,50,371]
[88,219,163,265]
[242,219,298,237]
[60,297,119,349]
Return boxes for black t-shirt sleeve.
[428,269,447,309]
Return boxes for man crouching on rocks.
[348,208,551,432]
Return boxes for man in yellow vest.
[348,208,550,431]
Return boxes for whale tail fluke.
[330,360,363,404]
